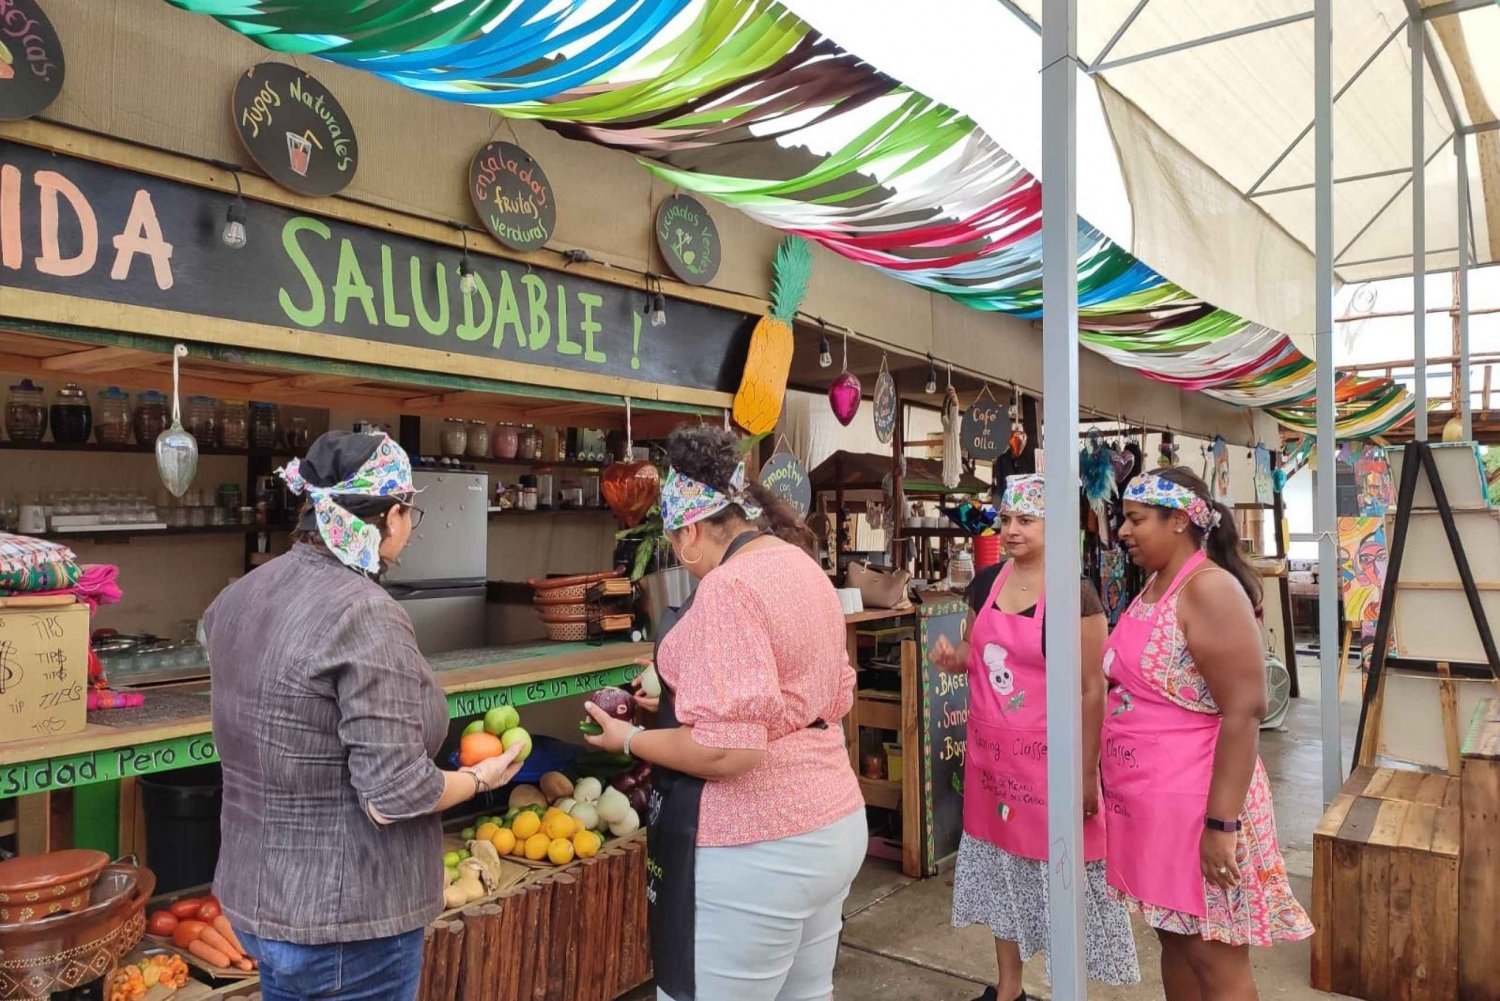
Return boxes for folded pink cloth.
[27,563,123,611]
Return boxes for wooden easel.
[1352,441,1500,769]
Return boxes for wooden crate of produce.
[1460,698,1500,1000]
[1310,765,1461,1000]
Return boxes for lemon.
[547,838,576,866]
[543,813,577,841]
[491,829,517,857]
[475,821,501,842]
[512,812,542,840]
[572,830,602,859]
[510,837,528,858]
[524,833,552,861]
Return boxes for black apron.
[646,529,766,1001]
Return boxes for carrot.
[233,957,254,972]
[212,914,247,957]
[187,939,233,969]
[196,925,243,963]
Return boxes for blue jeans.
[239,929,424,1001]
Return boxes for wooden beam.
[249,373,355,392]
[40,346,157,373]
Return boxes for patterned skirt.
[1109,760,1315,946]
[951,834,1140,986]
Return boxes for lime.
[442,851,462,868]
[461,719,486,737]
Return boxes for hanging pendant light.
[925,354,939,395]
[818,319,833,368]
[156,344,199,498]
[221,170,247,250]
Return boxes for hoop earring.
[678,546,703,566]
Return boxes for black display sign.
[0,0,64,122]
[0,141,751,394]
[655,194,720,286]
[962,386,1005,462]
[469,142,555,252]
[232,63,358,198]
[760,450,811,517]
[920,602,969,874]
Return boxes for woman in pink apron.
[1104,468,1312,999]
[934,475,1138,1001]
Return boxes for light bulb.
[818,336,832,368]
[222,201,247,250]
[925,365,938,395]
[650,292,667,327]
[458,256,477,295]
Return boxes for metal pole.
[1041,0,1085,993]
[1412,16,1428,441]
[1458,133,1472,439]
[1314,0,1342,801]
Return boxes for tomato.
[169,898,201,919]
[146,910,178,936]
[171,920,207,950]
[195,898,222,920]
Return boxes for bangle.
[622,725,646,758]
[461,767,486,797]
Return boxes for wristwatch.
[1204,816,1242,833]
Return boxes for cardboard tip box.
[0,598,90,746]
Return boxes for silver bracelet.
[461,767,486,796]
[622,725,646,758]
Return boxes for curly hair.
[665,426,817,557]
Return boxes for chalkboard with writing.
[962,386,1005,462]
[655,194,720,286]
[918,600,969,874]
[233,63,358,197]
[470,142,556,252]
[0,141,751,395]
[0,0,65,122]
[760,450,811,517]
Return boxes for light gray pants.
[659,809,868,1001]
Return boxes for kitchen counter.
[0,639,650,797]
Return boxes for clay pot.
[0,849,108,924]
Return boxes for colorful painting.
[1337,516,1388,624]
[1100,548,1129,626]
[1211,436,1231,504]
[1351,444,1394,516]
[1253,444,1274,505]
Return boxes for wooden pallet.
[1311,765,1461,1000]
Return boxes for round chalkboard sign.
[233,63,359,197]
[655,194,721,286]
[872,361,897,445]
[962,386,1005,462]
[469,142,556,252]
[760,450,812,518]
[0,0,65,122]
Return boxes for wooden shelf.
[487,508,614,518]
[903,526,970,538]
[445,456,607,470]
[36,523,292,542]
[858,777,902,811]
[0,440,291,458]
[844,608,914,626]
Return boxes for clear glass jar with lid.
[465,420,491,458]
[249,401,280,451]
[95,387,132,446]
[518,424,542,461]
[5,379,47,444]
[440,418,468,458]
[185,396,217,446]
[50,383,93,445]
[216,399,249,449]
[133,390,169,445]
[492,421,520,460]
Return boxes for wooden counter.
[0,640,649,798]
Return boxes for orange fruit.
[547,838,575,866]
[572,830,602,859]
[490,829,516,857]
[524,833,551,861]
[510,837,527,858]
[543,814,577,841]
[475,822,501,842]
[512,812,541,840]
[458,732,503,767]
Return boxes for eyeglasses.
[405,505,425,529]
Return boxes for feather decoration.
[770,236,813,321]
[1081,444,1116,505]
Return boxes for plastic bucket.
[139,764,222,894]
[974,534,1002,571]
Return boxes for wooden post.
[1337,623,1353,699]
[598,850,622,996]
[545,874,578,1001]
[1460,699,1500,998]
[1437,662,1462,776]
[835,455,847,569]
[892,376,906,572]
[900,638,922,878]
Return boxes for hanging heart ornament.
[602,460,660,528]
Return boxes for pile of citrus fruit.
[475,807,603,867]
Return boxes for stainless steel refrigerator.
[385,468,489,654]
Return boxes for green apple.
[460,826,476,841]
[483,705,521,736]
[461,719,485,737]
[500,726,533,762]
[442,851,462,868]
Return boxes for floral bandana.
[1122,472,1221,530]
[660,461,764,531]
[999,474,1045,519]
[278,434,416,574]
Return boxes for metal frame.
[1412,14,1428,441]
[1090,12,1312,73]
[1334,132,1455,264]
[1458,132,1472,438]
[1042,0,1086,995]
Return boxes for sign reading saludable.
[233,62,359,198]
[470,141,556,252]
[0,0,65,121]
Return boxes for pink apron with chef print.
[964,562,1107,861]
[1100,550,1218,917]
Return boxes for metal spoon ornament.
[155,344,199,498]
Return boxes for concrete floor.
[626,658,1362,1000]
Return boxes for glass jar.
[465,420,491,459]
[50,383,93,445]
[93,387,132,446]
[5,379,46,444]
[492,422,519,460]
[249,401,280,451]
[185,396,217,447]
[133,391,169,445]
[285,416,310,453]
[216,399,249,449]
[440,418,468,458]
[518,424,542,461]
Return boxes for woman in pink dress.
[1105,468,1312,1000]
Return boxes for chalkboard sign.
[470,141,556,252]
[655,194,720,286]
[0,140,752,394]
[919,600,969,874]
[233,63,358,197]
[760,450,811,517]
[0,0,64,121]
[962,386,1005,462]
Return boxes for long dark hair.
[1155,466,1262,608]
[665,426,817,557]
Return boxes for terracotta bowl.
[0,862,153,999]
[542,620,589,642]
[0,849,108,924]
[528,571,621,603]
